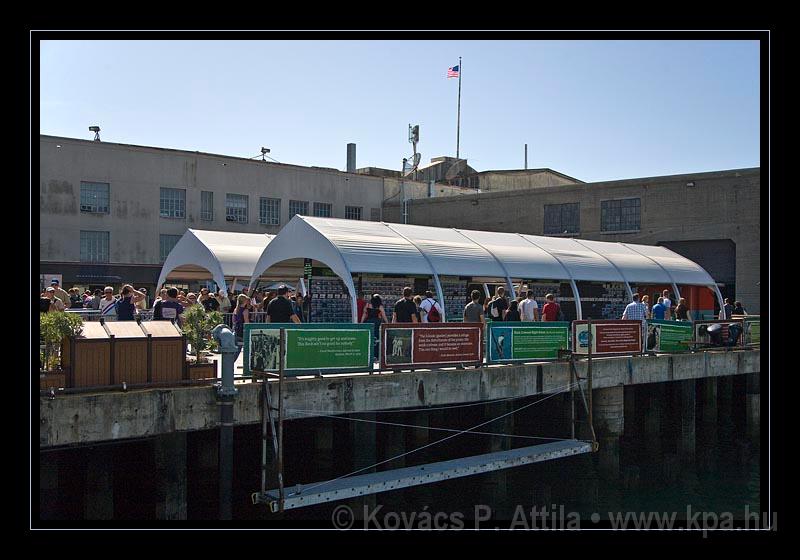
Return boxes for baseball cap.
[46,287,55,292]
[51,279,59,285]
[277,285,289,295]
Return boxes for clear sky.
[39,39,760,183]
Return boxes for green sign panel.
[745,317,760,345]
[244,323,372,376]
[646,320,693,352]
[285,329,370,370]
[487,322,570,362]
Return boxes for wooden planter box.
[186,359,217,381]
[64,319,187,388]
[40,372,66,390]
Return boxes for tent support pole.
[570,280,583,320]
[713,284,726,319]
[432,273,446,323]
[671,283,681,303]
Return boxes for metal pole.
[524,144,528,170]
[278,328,286,512]
[261,377,268,497]
[218,349,236,520]
[587,318,596,450]
[456,56,462,159]
[570,359,576,440]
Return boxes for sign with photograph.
[645,320,693,352]
[487,322,570,363]
[693,319,745,347]
[244,323,372,376]
[573,320,643,355]
[380,323,483,369]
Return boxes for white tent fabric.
[157,229,274,293]
[250,216,719,321]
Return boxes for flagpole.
[456,56,462,159]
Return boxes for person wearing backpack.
[419,290,443,323]
[115,284,146,321]
[486,287,509,321]
[361,294,389,360]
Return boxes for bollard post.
[212,324,239,521]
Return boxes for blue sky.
[39,39,760,183]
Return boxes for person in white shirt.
[419,290,443,323]
[519,290,540,322]
[661,289,672,320]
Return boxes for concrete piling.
[677,379,696,466]
[593,386,624,480]
[154,432,187,520]
[84,446,114,520]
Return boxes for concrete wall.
[474,170,580,192]
[383,168,761,313]
[40,349,759,448]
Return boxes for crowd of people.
[38,278,309,331]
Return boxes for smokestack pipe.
[347,143,356,173]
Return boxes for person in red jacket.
[541,293,561,322]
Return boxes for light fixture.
[686,181,695,188]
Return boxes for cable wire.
[286,379,579,497]
[288,409,578,442]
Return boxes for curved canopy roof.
[158,229,274,293]
[250,216,716,288]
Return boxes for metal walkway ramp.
[255,439,592,512]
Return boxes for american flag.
[447,65,459,78]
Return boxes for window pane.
[201,191,213,221]
[345,206,362,220]
[259,197,281,225]
[289,200,308,218]
[601,198,640,231]
[313,202,332,217]
[160,188,185,219]
[225,193,248,224]
[544,203,579,235]
[160,234,182,262]
[80,231,109,263]
[80,182,110,213]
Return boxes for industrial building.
[39,135,471,292]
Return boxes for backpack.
[426,299,442,322]
[488,298,500,318]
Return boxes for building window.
[370,208,381,222]
[544,203,580,235]
[80,231,109,263]
[601,198,641,232]
[80,182,110,213]
[289,200,309,218]
[160,234,182,262]
[345,206,362,221]
[259,197,281,226]
[225,193,249,223]
[160,187,185,219]
[201,191,214,221]
[313,202,332,218]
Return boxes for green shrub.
[181,305,224,363]
[39,311,83,371]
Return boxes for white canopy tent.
[157,229,275,294]
[249,216,724,321]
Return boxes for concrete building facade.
[383,167,761,313]
[39,135,471,291]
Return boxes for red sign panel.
[573,320,643,355]
[380,323,483,369]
